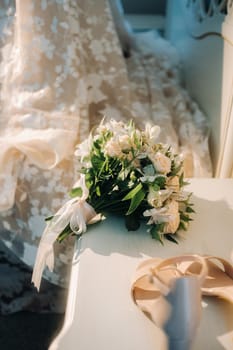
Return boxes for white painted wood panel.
[50,179,233,350]
[165,0,227,174]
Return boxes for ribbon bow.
[31,174,101,290]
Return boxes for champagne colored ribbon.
[32,174,101,290]
[0,128,76,211]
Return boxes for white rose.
[163,200,180,234]
[166,176,180,192]
[150,152,171,174]
[118,134,132,150]
[105,139,122,157]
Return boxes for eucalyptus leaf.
[143,164,155,176]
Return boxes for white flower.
[118,134,132,150]
[104,139,122,158]
[143,206,171,225]
[75,134,92,161]
[147,188,172,208]
[101,119,126,136]
[144,123,160,143]
[143,200,180,234]
[149,152,171,174]
[147,188,162,207]
[163,201,180,234]
[172,191,190,202]
[166,176,180,192]
[140,175,156,183]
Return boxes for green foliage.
[179,172,189,187]
[122,183,143,201]
[125,187,146,215]
[154,176,166,189]
[150,225,164,244]
[57,224,73,243]
[45,215,54,221]
[165,234,178,244]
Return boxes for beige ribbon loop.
[131,254,209,327]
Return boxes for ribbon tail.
[31,200,75,291]
[31,244,54,291]
[31,196,99,291]
[31,235,57,291]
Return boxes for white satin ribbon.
[32,174,101,290]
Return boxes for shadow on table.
[81,195,233,260]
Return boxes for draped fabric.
[0,0,212,314]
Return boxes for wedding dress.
[0,0,212,314]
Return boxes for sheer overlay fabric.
[0,0,212,314]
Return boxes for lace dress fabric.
[0,0,212,314]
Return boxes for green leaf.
[170,162,182,176]
[122,183,143,201]
[150,226,164,244]
[186,206,195,213]
[165,234,178,244]
[126,188,146,215]
[178,172,189,187]
[178,221,187,231]
[96,186,101,196]
[69,187,83,198]
[57,224,73,243]
[91,155,104,171]
[93,140,101,149]
[143,164,155,176]
[152,183,160,191]
[154,176,166,189]
[180,213,193,222]
[45,215,54,221]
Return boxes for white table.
[50,179,233,350]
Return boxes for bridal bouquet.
[55,119,193,244]
[32,119,193,289]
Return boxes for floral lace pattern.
[0,0,212,313]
